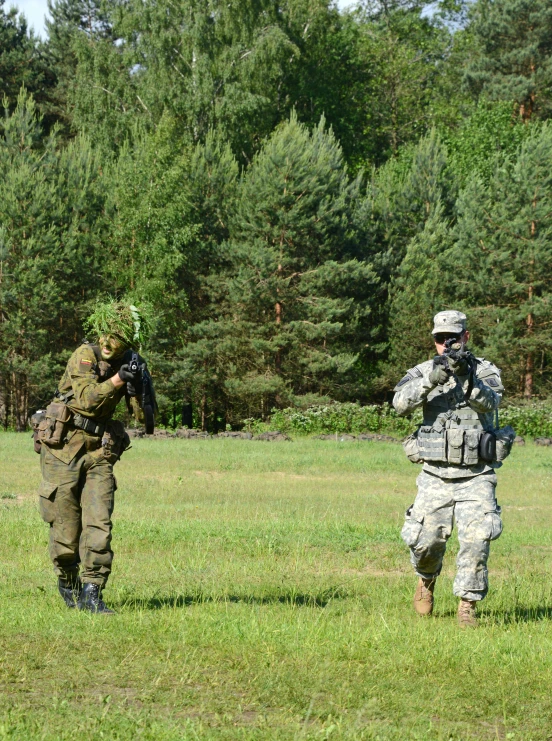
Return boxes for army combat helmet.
[84,298,151,348]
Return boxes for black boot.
[58,576,81,608]
[77,583,115,614]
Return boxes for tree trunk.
[201,392,207,431]
[524,211,537,398]
[275,262,282,374]
[13,371,28,431]
[0,374,7,430]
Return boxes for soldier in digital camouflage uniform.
[36,300,149,614]
[393,311,505,627]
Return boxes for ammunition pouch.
[417,426,447,461]
[406,423,515,466]
[100,420,131,463]
[30,409,47,454]
[37,403,72,448]
[417,426,483,465]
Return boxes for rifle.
[434,337,479,397]
[128,351,158,434]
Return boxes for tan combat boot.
[457,599,478,628]
[413,577,436,616]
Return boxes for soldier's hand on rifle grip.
[119,364,139,383]
[429,364,450,387]
[448,356,470,376]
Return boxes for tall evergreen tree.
[383,203,453,386]
[180,114,377,426]
[0,91,107,428]
[0,1,52,115]
[356,0,453,163]
[45,0,113,132]
[448,123,552,397]
[465,0,552,121]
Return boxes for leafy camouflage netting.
[84,298,152,348]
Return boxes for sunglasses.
[434,333,461,345]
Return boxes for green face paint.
[98,335,128,361]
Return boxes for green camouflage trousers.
[38,444,116,586]
[401,470,502,601]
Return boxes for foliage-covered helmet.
[84,298,151,348]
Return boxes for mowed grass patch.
[0,433,552,739]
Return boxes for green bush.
[244,403,421,437]
[243,402,552,439]
[499,404,552,438]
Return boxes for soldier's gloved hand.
[429,365,449,387]
[118,364,139,383]
[126,377,143,398]
[448,356,470,376]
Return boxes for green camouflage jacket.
[51,342,139,463]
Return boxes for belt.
[72,413,105,437]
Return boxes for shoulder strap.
[88,344,103,364]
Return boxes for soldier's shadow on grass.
[439,606,552,624]
[123,588,350,611]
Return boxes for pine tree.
[181,114,377,426]
[384,203,453,385]
[44,0,113,132]
[358,129,456,381]
[356,0,453,163]
[448,123,552,397]
[0,1,52,115]
[465,0,552,121]
[107,117,239,424]
[0,91,107,428]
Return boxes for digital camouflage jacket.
[393,357,503,479]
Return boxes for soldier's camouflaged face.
[98,335,128,361]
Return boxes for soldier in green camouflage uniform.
[393,311,504,627]
[37,301,149,614]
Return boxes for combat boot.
[58,575,81,608]
[78,583,115,615]
[457,599,478,628]
[413,577,436,616]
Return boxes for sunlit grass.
[0,433,551,739]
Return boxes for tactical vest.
[417,385,487,466]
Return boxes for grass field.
[1,433,552,740]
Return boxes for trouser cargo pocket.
[401,506,424,548]
[483,505,503,541]
[38,480,57,524]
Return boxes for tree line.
[1,0,552,430]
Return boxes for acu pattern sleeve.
[392,361,434,416]
[463,360,503,414]
[66,345,122,417]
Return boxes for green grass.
[1,434,552,740]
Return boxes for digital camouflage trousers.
[401,470,502,601]
[38,444,116,586]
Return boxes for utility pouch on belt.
[417,426,447,461]
[495,425,516,461]
[100,420,131,463]
[39,402,72,447]
[479,431,496,463]
[402,430,422,464]
[30,409,47,454]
